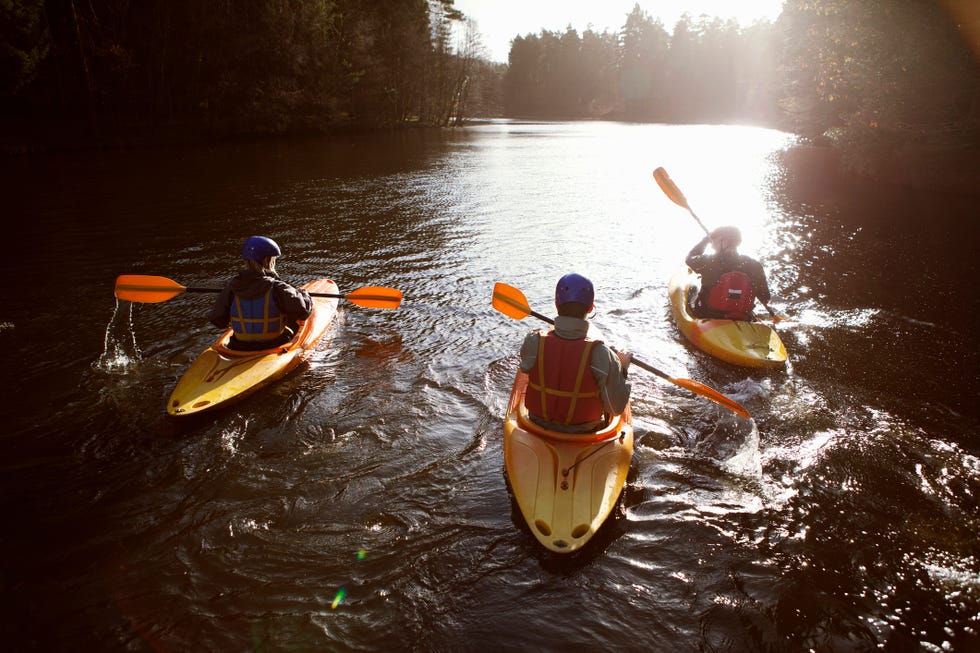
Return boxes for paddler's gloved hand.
[613,349,632,377]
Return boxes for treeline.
[503,8,780,124]
[0,0,501,144]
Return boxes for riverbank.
[780,137,980,199]
[0,115,375,157]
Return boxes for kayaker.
[208,236,313,351]
[519,273,632,434]
[685,226,771,320]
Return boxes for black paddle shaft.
[184,286,345,299]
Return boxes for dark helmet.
[555,273,594,307]
[241,236,281,261]
[710,226,742,247]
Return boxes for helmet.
[710,226,742,247]
[241,236,281,261]
[555,273,594,307]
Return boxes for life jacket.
[707,271,755,320]
[230,288,285,342]
[525,330,603,426]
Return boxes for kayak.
[668,266,787,368]
[167,278,340,416]
[503,370,633,553]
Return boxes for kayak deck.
[503,371,633,553]
[668,267,787,369]
[167,278,340,416]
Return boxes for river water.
[1,121,977,652]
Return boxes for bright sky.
[451,0,785,63]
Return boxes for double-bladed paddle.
[114,274,402,309]
[653,166,785,324]
[491,282,750,419]
[653,166,710,235]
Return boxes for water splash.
[720,419,762,479]
[695,414,762,480]
[96,299,141,371]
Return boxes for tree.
[503,34,544,116]
[732,20,781,124]
[777,0,980,189]
[619,5,669,119]
[579,28,620,117]
[778,0,979,139]
[0,0,49,97]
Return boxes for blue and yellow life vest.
[525,329,603,426]
[230,289,285,342]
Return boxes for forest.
[1,0,978,190]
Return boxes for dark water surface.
[2,122,977,652]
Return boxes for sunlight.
[621,124,797,258]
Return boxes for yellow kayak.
[167,278,340,416]
[668,267,786,369]
[503,370,633,553]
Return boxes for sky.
[451,0,786,63]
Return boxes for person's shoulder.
[269,276,300,290]
[586,338,612,357]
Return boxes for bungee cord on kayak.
[559,431,627,482]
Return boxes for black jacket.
[686,237,771,313]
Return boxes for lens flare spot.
[331,588,346,609]
[357,549,367,561]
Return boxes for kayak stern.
[503,372,633,553]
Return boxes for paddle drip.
[96,299,142,371]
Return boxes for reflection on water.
[0,121,977,652]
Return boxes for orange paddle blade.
[114,275,187,303]
[344,286,402,309]
[653,167,690,210]
[492,283,532,320]
[671,377,750,419]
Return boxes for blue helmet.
[555,273,594,307]
[242,236,281,261]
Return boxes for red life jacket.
[707,271,755,320]
[525,330,603,426]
